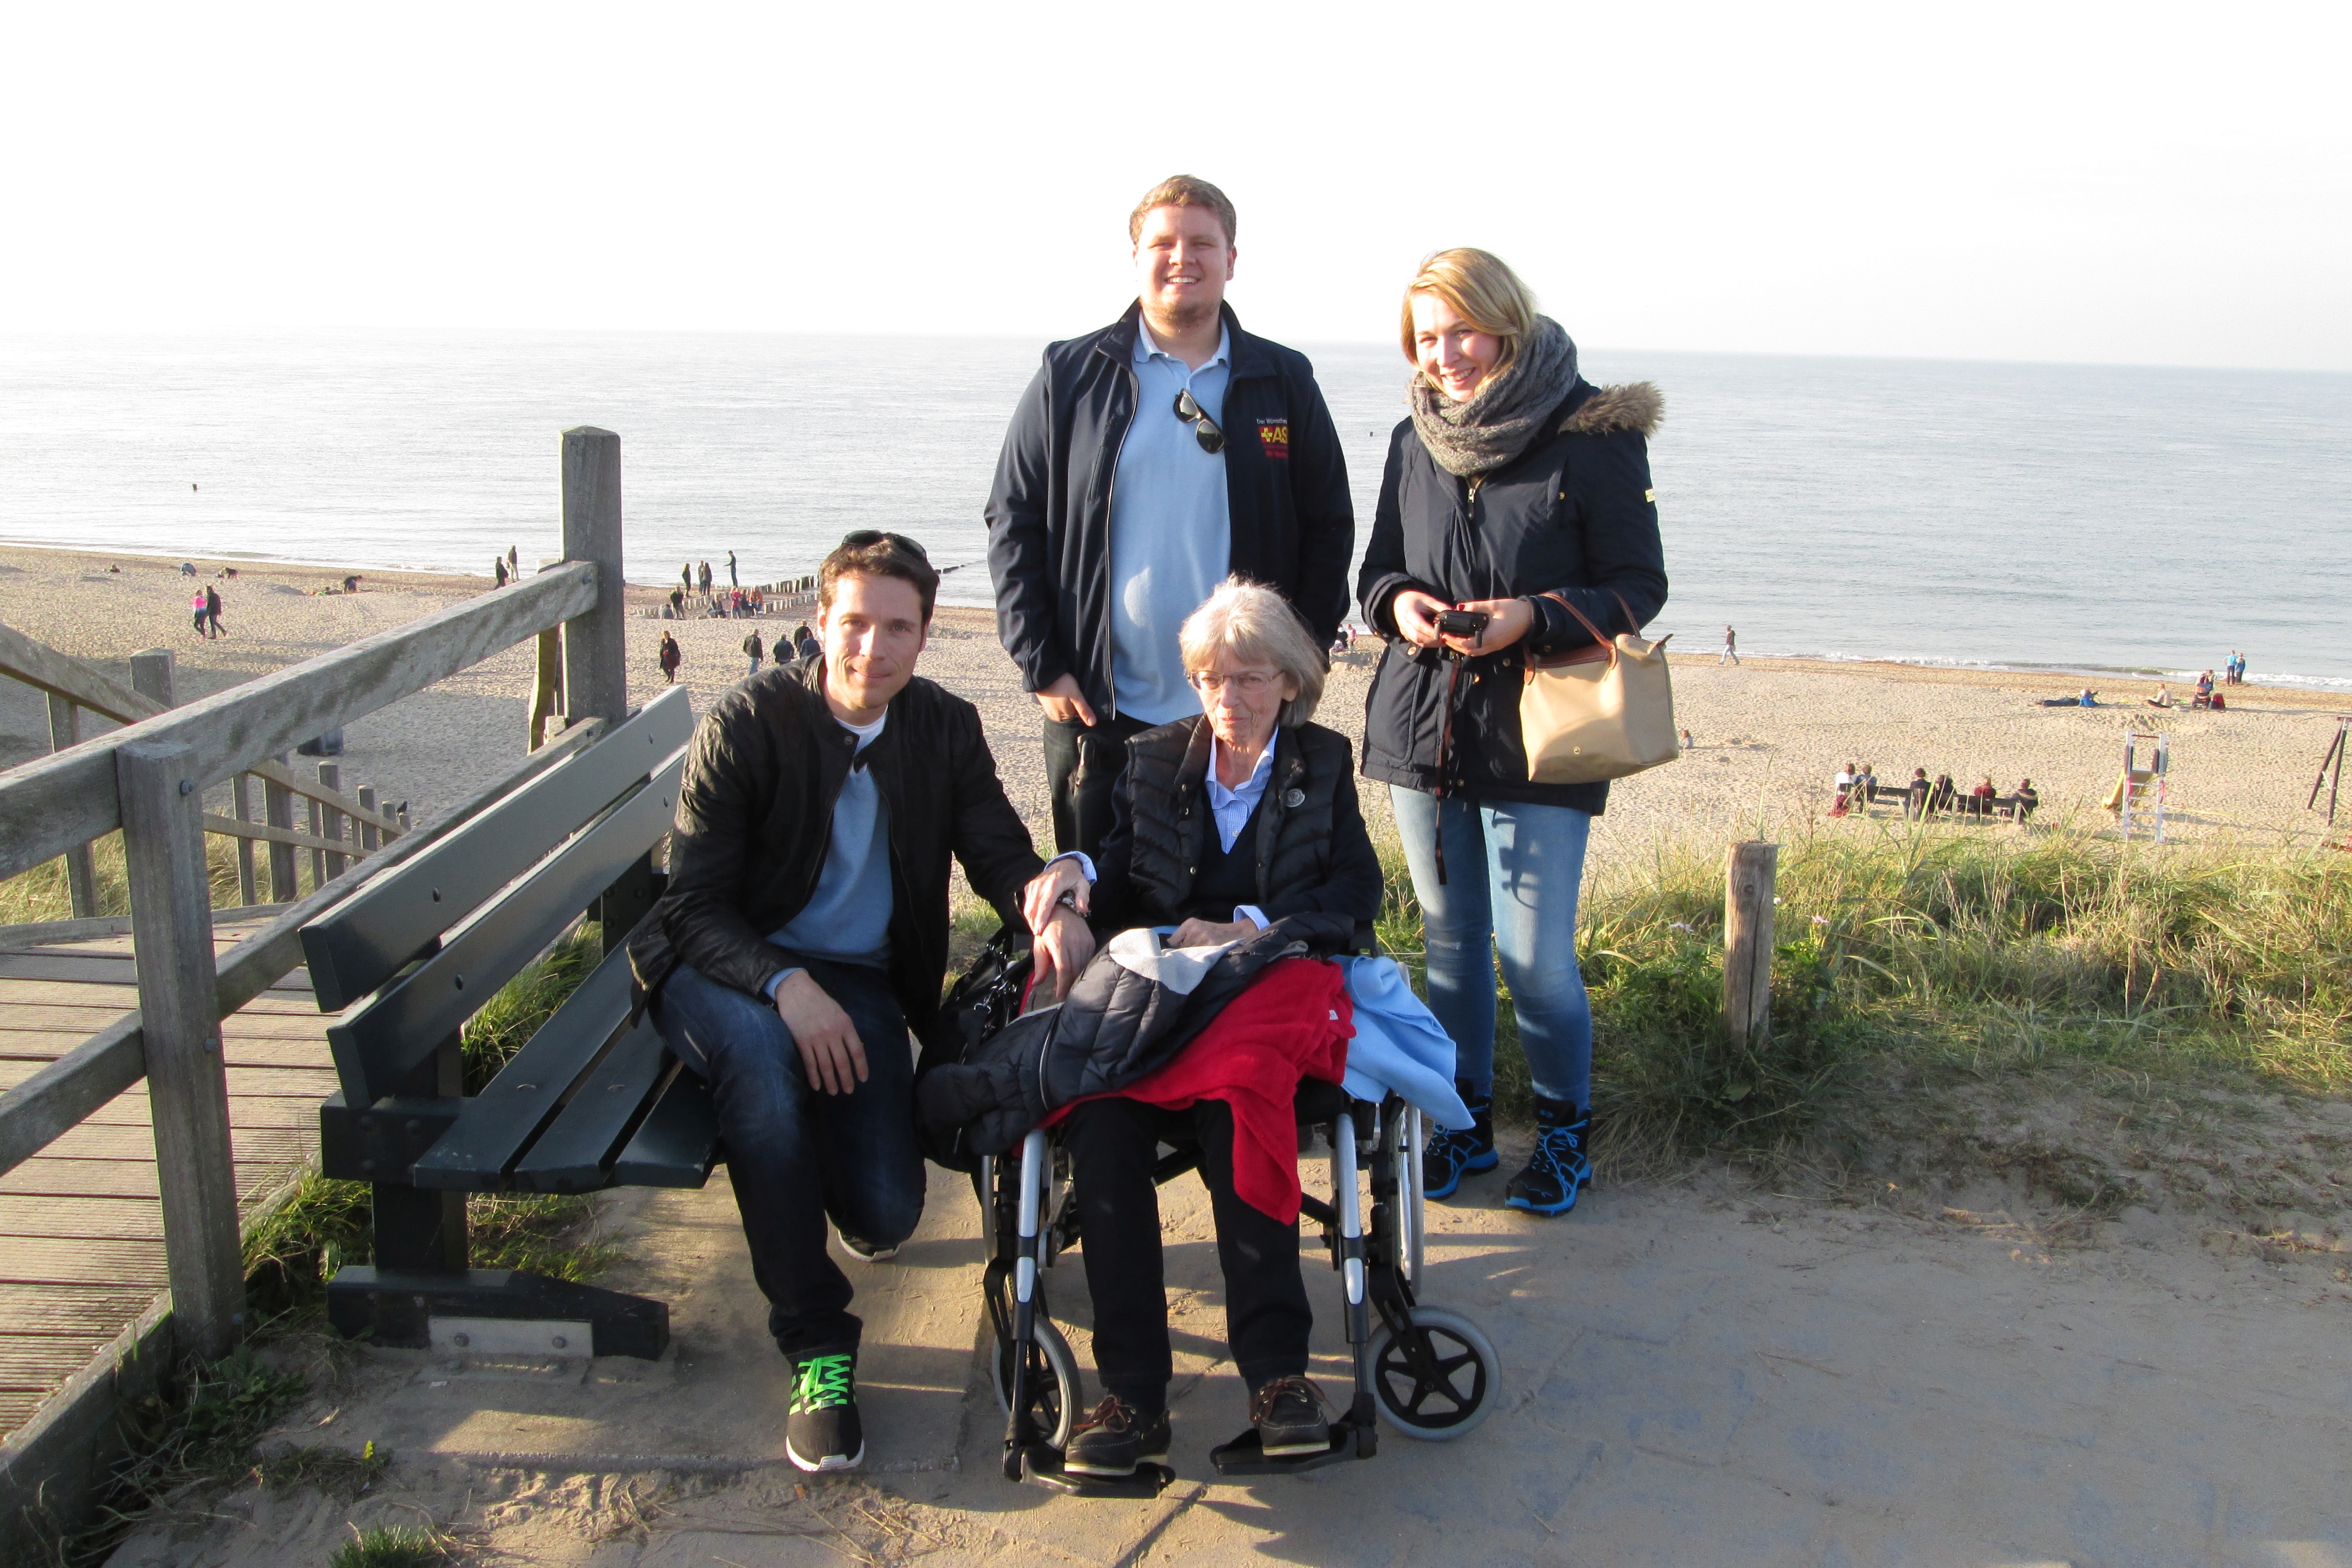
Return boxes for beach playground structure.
[0,428,643,1558]
[2104,729,2169,842]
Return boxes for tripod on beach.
[2308,717,2351,826]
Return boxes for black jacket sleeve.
[1085,775,1142,936]
[1357,425,1428,636]
[983,357,1069,696]
[946,701,1046,929]
[1527,429,1669,655]
[1283,363,1354,644]
[660,701,801,1000]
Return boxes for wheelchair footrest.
[1208,1417,1374,1476]
[1018,1441,1177,1498]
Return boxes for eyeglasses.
[1173,388,1224,455]
[1187,669,1277,696]
[839,530,929,560]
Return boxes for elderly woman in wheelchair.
[1012,578,1390,1479]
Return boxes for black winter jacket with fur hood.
[1358,379,1670,814]
[627,656,1043,1033]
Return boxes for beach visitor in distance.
[657,629,681,684]
[985,174,1354,856]
[1720,624,1738,665]
[628,533,1074,1475]
[1359,248,1668,1216]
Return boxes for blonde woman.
[1358,249,1668,1215]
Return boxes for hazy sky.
[6,2,2346,370]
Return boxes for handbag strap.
[1536,590,1641,660]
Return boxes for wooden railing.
[0,425,629,1361]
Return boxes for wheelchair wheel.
[991,1316,1080,1451]
[1368,1306,1499,1441]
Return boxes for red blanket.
[1040,956,1351,1224]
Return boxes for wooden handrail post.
[1724,840,1779,1050]
[263,752,299,902]
[318,762,347,880]
[45,694,99,918]
[231,773,259,904]
[560,427,627,726]
[129,647,177,709]
[117,739,246,1359]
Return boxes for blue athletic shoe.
[1423,1084,1497,1200]
[1505,1097,1592,1217]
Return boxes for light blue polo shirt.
[1108,316,1232,724]
[763,710,891,995]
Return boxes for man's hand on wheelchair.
[1169,916,1257,948]
[773,970,869,1095]
[1020,856,1092,934]
[1031,906,1095,1003]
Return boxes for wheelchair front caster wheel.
[1368,1305,1499,1441]
[991,1316,1080,1451]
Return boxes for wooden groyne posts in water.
[0,427,631,1559]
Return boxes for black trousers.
[1061,1097,1313,1413]
[1041,710,1155,856]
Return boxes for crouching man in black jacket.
[627,532,1088,1474]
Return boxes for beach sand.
[1,544,2343,868]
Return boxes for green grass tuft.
[328,1523,455,1567]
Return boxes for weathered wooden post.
[263,752,299,902]
[45,694,99,918]
[356,785,380,854]
[1723,840,1778,1049]
[230,774,259,904]
[560,427,627,726]
[128,648,176,709]
[318,762,347,880]
[117,740,245,1358]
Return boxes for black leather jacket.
[627,656,1043,1033]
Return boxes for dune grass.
[1374,819,2352,1168]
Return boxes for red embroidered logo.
[1257,419,1290,458]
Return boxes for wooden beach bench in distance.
[300,683,713,1358]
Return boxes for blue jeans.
[1389,788,1594,1108]
[650,955,924,1358]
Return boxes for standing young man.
[986,175,1353,855]
[630,533,1088,1473]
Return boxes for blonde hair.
[1129,175,1237,248]
[1179,578,1325,728]
[1399,248,1539,377]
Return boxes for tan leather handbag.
[1518,592,1680,784]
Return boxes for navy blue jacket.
[1357,380,1669,814]
[985,302,1354,720]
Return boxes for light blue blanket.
[1340,957,1473,1131]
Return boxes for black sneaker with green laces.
[786,1348,864,1473]
[1063,1394,1171,1478]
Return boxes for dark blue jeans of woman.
[650,955,924,1359]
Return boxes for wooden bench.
[299,685,710,1359]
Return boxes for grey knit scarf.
[1408,315,1580,478]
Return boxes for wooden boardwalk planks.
[0,917,335,1441]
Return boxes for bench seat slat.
[610,1066,719,1188]
[410,945,637,1190]
[302,687,694,1011]
[510,1019,670,1192]
[324,749,684,1107]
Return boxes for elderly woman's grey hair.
[1178,577,1327,728]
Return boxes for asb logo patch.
[1257,418,1290,459]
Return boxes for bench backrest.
[302,687,695,1107]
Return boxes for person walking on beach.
[986,174,1354,855]
[191,587,211,639]
[728,550,740,589]
[794,623,820,660]
[659,631,682,685]
[744,628,765,678]
[1359,247,1667,1217]
[1719,625,1739,665]
[204,583,226,639]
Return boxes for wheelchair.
[937,934,1503,1498]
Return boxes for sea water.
[1,331,2344,685]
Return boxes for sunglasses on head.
[1174,387,1224,455]
[840,530,930,560]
